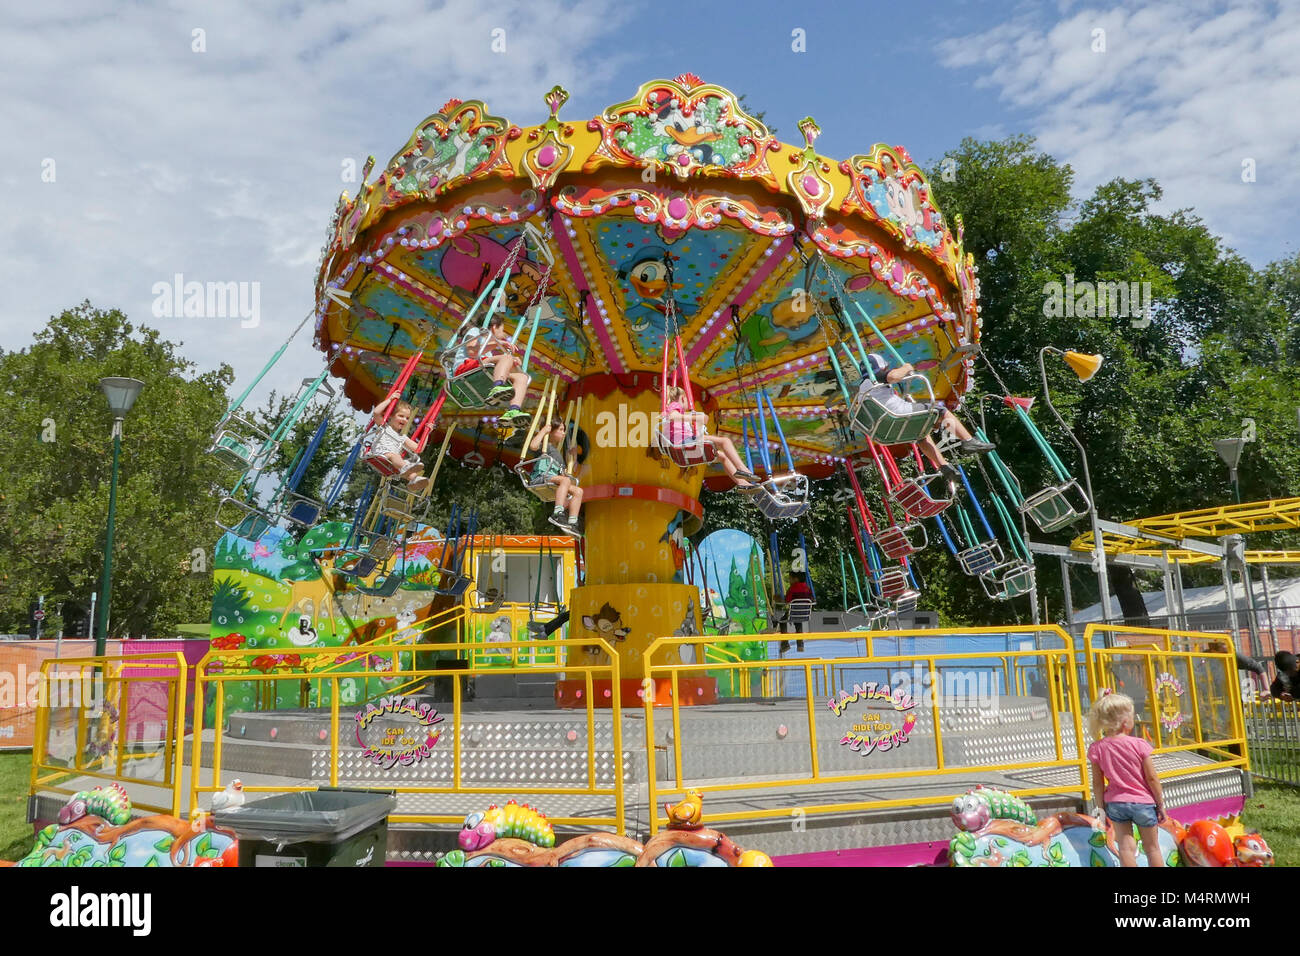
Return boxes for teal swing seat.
[980,562,1036,601]
[1019,478,1090,534]
[440,344,507,409]
[214,496,273,542]
[209,415,275,472]
[850,375,943,445]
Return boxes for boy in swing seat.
[368,396,431,492]
[530,418,583,535]
[480,314,532,424]
[858,353,994,489]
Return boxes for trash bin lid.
[212,788,397,844]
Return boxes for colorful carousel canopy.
[314,74,982,484]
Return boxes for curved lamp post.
[1037,347,1112,624]
[96,377,145,654]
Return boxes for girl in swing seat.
[857,353,993,489]
[530,418,583,535]
[664,386,763,490]
[368,397,431,492]
[480,314,531,424]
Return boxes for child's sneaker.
[486,383,514,404]
[566,516,582,537]
[551,506,565,520]
[499,407,530,425]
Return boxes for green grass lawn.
[0,751,34,861]
[1242,781,1300,866]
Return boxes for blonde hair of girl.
[1088,691,1135,741]
[667,385,686,404]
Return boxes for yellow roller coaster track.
[1071,497,1300,566]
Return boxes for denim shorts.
[1106,802,1158,828]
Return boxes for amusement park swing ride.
[15,73,1261,870]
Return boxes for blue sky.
[2,0,1296,398]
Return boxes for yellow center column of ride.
[556,376,717,708]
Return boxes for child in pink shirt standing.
[1087,692,1167,867]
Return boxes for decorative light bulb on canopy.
[313,75,982,705]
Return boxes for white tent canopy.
[1073,576,1300,626]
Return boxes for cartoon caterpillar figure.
[458,800,555,851]
[58,783,132,827]
[950,785,1036,833]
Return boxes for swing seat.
[209,415,274,471]
[440,346,506,408]
[1019,479,1090,534]
[888,477,953,519]
[654,421,718,468]
[872,566,914,602]
[957,541,1004,577]
[750,473,810,520]
[875,521,929,561]
[515,456,566,502]
[472,589,506,614]
[980,563,1036,601]
[215,496,273,542]
[849,374,942,445]
[377,480,429,524]
[357,572,404,597]
[434,572,474,599]
[280,492,325,529]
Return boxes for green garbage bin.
[213,788,397,867]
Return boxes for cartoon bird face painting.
[659,511,689,579]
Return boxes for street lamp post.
[1214,438,1245,505]
[1037,346,1112,623]
[96,377,145,655]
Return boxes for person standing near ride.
[778,571,814,654]
[857,353,993,487]
[531,418,583,535]
[367,397,431,492]
[1087,692,1167,867]
[664,385,764,490]
[482,314,532,424]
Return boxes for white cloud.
[0,0,631,408]
[938,0,1300,265]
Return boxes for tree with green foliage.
[922,136,1300,625]
[0,303,232,637]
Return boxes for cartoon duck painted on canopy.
[617,247,697,336]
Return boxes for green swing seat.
[980,562,1036,601]
[215,496,273,542]
[209,415,275,472]
[1019,478,1090,534]
[849,373,942,445]
[439,340,510,409]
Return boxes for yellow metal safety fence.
[29,654,189,818]
[1082,625,1248,779]
[639,626,1090,835]
[190,639,625,831]
[25,626,1257,844]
